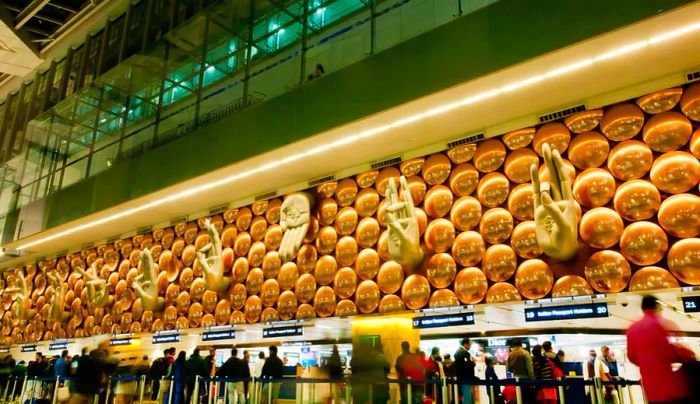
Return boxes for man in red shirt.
[626,296,695,404]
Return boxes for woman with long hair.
[531,345,557,404]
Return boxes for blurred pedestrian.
[349,341,389,404]
[627,295,696,404]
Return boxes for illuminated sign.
[21,345,37,352]
[412,312,475,329]
[262,326,303,338]
[109,338,133,346]
[525,303,609,322]
[682,296,700,313]
[0,347,10,354]
[202,330,236,341]
[49,343,69,350]
[153,334,180,344]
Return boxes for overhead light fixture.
[11,19,700,252]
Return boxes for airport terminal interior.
[0,0,699,403]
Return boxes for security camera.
[620,302,628,308]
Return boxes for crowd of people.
[0,295,696,404]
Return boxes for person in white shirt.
[254,352,265,378]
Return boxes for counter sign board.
[525,302,609,322]
[263,326,303,338]
[153,334,181,344]
[202,330,236,341]
[413,312,475,329]
[682,296,700,313]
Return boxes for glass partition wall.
[0,0,495,243]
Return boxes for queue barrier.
[0,374,646,404]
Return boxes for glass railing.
[0,0,498,238]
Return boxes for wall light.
[12,19,700,252]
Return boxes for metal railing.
[0,373,646,404]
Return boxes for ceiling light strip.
[13,20,700,252]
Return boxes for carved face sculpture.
[533,123,570,155]
[573,168,616,208]
[657,193,700,238]
[355,281,380,314]
[552,276,594,298]
[188,303,203,328]
[565,110,603,133]
[376,261,403,294]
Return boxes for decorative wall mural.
[1,82,700,344]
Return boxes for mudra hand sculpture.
[196,220,231,292]
[385,176,424,272]
[279,193,313,263]
[3,272,36,320]
[530,143,579,261]
[47,273,70,323]
[132,248,165,311]
[76,263,113,308]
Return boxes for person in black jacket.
[261,346,284,403]
[222,348,249,404]
[453,338,476,404]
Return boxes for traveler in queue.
[261,345,284,403]
[185,348,208,404]
[454,337,477,404]
[627,295,696,404]
[222,347,248,404]
[507,338,534,404]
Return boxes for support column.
[351,314,420,404]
